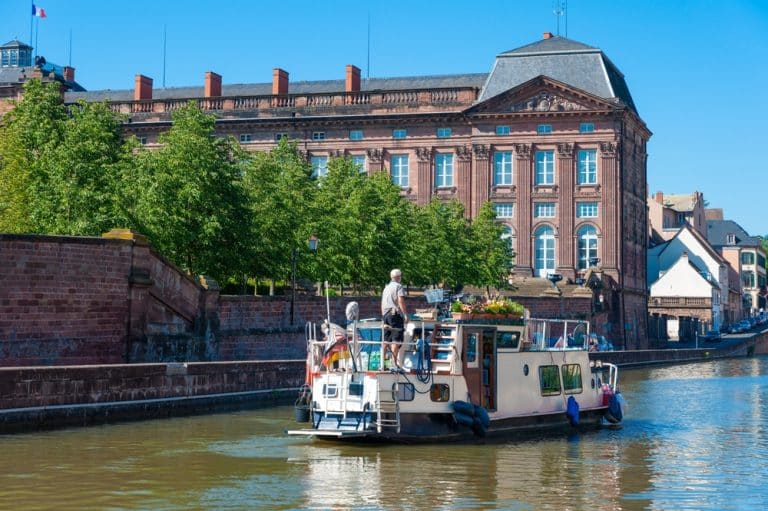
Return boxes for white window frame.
[495,203,514,219]
[310,155,328,178]
[493,151,514,186]
[577,225,599,270]
[495,125,510,135]
[393,129,407,140]
[534,203,556,218]
[275,133,287,141]
[349,130,363,141]
[391,154,409,187]
[351,155,366,173]
[535,226,556,278]
[312,132,326,141]
[576,202,599,218]
[437,127,452,138]
[239,134,252,143]
[535,151,555,185]
[577,149,597,184]
[579,123,595,133]
[537,124,552,135]
[435,153,454,188]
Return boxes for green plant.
[450,299,464,313]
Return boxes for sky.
[2,0,768,236]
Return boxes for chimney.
[205,71,222,98]
[272,68,289,95]
[134,74,153,101]
[63,66,75,82]
[655,191,663,204]
[543,32,554,39]
[345,64,361,93]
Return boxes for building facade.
[64,33,652,348]
[648,191,707,243]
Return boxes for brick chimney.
[204,71,222,98]
[655,191,664,204]
[63,66,75,82]
[134,74,153,101]
[272,68,289,95]
[543,32,554,39]
[345,64,361,93]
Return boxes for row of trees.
[0,80,515,294]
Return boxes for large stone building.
[64,33,651,347]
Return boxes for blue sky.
[2,0,767,236]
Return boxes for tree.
[126,102,251,282]
[470,201,516,296]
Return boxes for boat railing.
[526,317,590,351]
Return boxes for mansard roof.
[479,36,637,114]
[64,73,488,102]
[707,219,764,249]
[1,39,33,50]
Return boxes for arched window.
[534,225,556,278]
[501,225,516,261]
[577,225,598,270]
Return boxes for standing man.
[382,268,408,365]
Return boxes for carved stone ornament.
[456,145,472,161]
[513,143,531,159]
[329,149,343,158]
[366,148,383,163]
[599,142,618,157]
[557,143,574,158]
[472,143,489,160]
[511,91,585,113]
[415,147,433,162]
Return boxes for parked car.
[702,329,721,342]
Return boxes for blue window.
[493,151,514,185]
[579,123,595,133]
[537,124,552,135]
[576,202,598,218]
[535,151,554,185]
[352,155,366,173]
[495,125,510,135]
[495,203,514,218]
[310,156,328,178]
[349,130,363,141]
[435,153,454,188]
[312,132,326,141]
[578,149,597,184]
[534,203,556,218]
[437,127,452,138]
[393,129,407,140]
[391,154,409,187]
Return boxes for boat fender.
[472,416,487,437]
[566,396,580,427]
[605,394,623,424]
[454,412,474,427]
[474,404,490,429]
[452,400,475,417]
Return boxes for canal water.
[2,356,768,511]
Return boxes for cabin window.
[497,331,520,349]
[349,382,364,397]
[465,333,479,365]
[430,383,450,402]
[539,365,561,396]
[322,384,338,398]
[561,364,583,394]
[396,383,415,401]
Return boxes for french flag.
[32,4,46,18]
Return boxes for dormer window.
[727,234,736,245]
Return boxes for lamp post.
[290,235,319,325]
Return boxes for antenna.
[553,0,566,36]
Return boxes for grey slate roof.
[707,220,763,248]
[479,36,637,113]
[65,73,488,103]
[1,39,33,49]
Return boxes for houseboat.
[287,303,622,443]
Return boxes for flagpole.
[29,1,34,47]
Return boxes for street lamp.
[290,235,319,325]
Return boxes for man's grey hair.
[390,269,402,279]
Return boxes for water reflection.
[1,357,768,510]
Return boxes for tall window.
[742,271,756,288]
[493,151,514,185]
[577,225,598,270]
[742,252,755,265]
[535,151,554,185]
[577,149,597,184]
[391,154,409,187]
[535,225,556,278]
[435,153,454,188]
[501,225,515,256]
[352,155,366,173]
[310,156,328,178]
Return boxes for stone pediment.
[466,75,618,116]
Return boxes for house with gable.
[647,224,739,337]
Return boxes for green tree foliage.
[127,102,251,281]
[310,157,411,292]
[242,139,316,284]
[470,201,516,296]
[406,198,473,289]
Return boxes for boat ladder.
[324,372,351,420]
[375,377,401,433]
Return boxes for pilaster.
[557,143,575,278]
[456,145,473,217]
[514,143,533,276]
[416,147,433,206]
[470,143,490,218]
[600,141,619,273]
